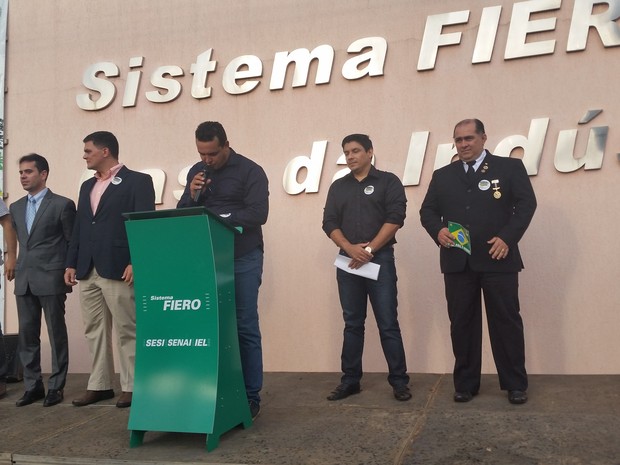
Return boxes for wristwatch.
[364,246,373,254]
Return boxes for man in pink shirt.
[65,131,155,408]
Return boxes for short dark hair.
[454,119,486,136]
[83,131,119,158]
[341,133,373,151]
[19,153,49,174]
[195,121,228,146]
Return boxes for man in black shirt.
[177,121,269,419]
[322,134,411,402]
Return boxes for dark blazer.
[10,190,76,295]
[66,166,155,280]
[420,152,537,273]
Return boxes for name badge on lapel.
[478,180,491,191]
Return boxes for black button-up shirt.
[322,166,406,250]
[177,149,269,258]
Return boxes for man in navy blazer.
[65,131,155,408]
[420,119,536,405]
[11,154,75,407]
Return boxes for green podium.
[123,207,251,451]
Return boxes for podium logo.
[162,299,202,311]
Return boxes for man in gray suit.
[10,153,76,407]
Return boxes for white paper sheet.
[334,254,380,281]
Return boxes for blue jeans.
[234,247,264,404]
[336,247,409,387]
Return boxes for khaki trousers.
[79,268,136,392]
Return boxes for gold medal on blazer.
[491,179,502,199]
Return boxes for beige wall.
[2,0,619,375]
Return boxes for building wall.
[2,0,619,375]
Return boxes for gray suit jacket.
[10,190,76,296]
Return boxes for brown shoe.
[0,381,7,399]
[72,389,115,407]
[116,391,132,408]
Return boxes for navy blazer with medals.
[420,152,537,274]
[66,166,155,280]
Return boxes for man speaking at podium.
[177,121,269,420]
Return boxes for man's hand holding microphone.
[191,164,212,202]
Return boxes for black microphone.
[192,165,211,202]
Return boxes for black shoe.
[393,385,412,401]
[454,391,477,403]
[508,390,528,404]
[43,389,64,407]
[249,400,261,420]
[327,383,361,401]
[16,386,46,407]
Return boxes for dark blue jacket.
[420,153,537,273]
[66,166,155,280]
